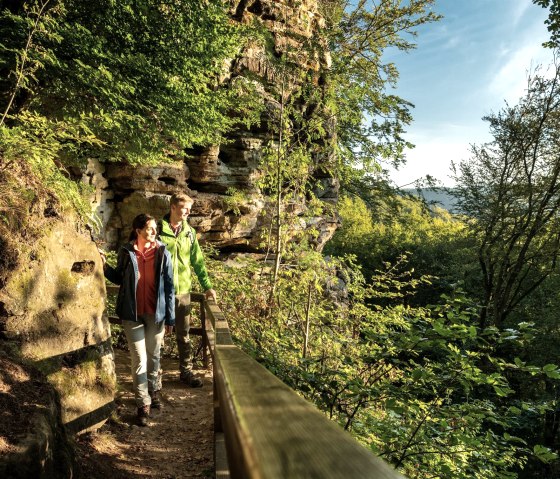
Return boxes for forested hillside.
[1,1,560,478]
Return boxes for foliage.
[257,71,333,296]
[534,0,560,47]
[319,0,441,184]
[496,272,560,478]
[0,0,259,217]
[241,3,341,298]
[452,63,560,328]
[209,246,560,478]
[325,194,473,303]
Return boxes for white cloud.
[488,45,540,104]
[444,35,461,50]
[388,141,472,187]
[488,13,554,105]
[511,0,533,27]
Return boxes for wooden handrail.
[191,294,406,479]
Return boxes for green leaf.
[533,444,558,463]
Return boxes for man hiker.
[158,193,217,387]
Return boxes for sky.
[386,0,555,187]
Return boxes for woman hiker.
[101,213,175,426]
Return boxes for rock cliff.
[0,163,115,476]
[87,0,339,252]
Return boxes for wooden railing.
[190,292,406,479]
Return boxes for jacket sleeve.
[104,248,126,285]
[163,248,176,326]
[190,228,213,291]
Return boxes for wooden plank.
[205,315,216,355]
[214,345,405,479]
[106,284,119,295]
[200,298,208,367]
[204,301,234,346]
[191,292,205,302]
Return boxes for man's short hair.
[170,192,194,207]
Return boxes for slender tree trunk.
[303,280,312,359]
[1,0,51,127]
[269,60,287,303]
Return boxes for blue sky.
[386,0,555,187]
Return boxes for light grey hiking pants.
[175,293,193,377]
[123,314,165,407]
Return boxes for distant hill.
[403,188,458,212]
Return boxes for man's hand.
[205,288,217,302]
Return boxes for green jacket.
[158,214,212,295]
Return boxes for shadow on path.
[74,349,214,479]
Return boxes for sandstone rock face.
[0,218,116,434]
[90,0,339,253]
[0,346,74,478]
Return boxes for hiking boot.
[150,390,161,409]
[180,372,203,388]
[137,405,150,427]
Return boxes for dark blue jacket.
[104,241,175,325]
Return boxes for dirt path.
[74,349,214,479]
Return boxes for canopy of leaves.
[534,0,560,47]
[325,193,472,303]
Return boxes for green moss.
[97,368,117,392]
[48,349,116,398]
[12,270,34,299]
[55,269,78,303]
[49,369,76,396]
[31,241,50,263]
[49,361,96,395]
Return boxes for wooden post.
[201,300,208,368]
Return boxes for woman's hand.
[98,247,107,266]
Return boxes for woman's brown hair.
[129,213,156,241]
